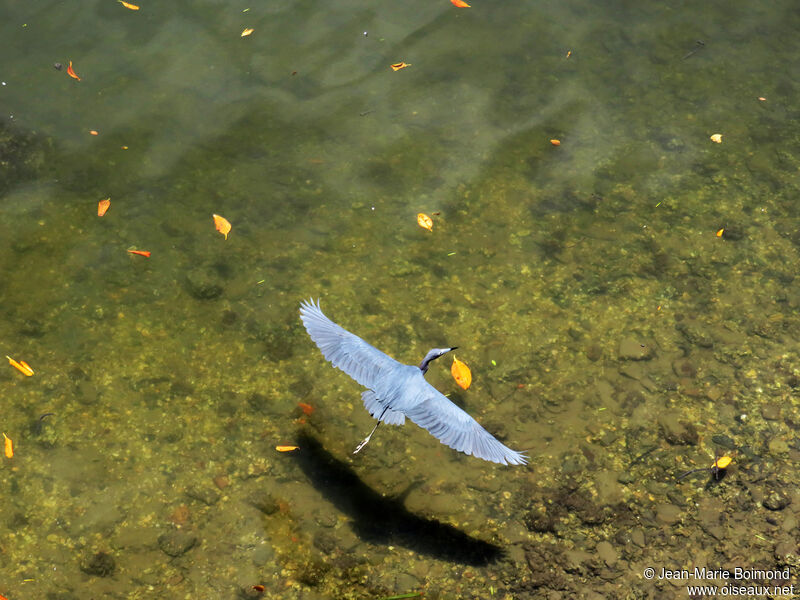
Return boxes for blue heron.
[299,299,527,466]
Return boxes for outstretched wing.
[362,390,406,425]
[405,383,527,466]
[299,298,403,390]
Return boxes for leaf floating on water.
[451,356,472,390]
[390,62,411,71]
[98,198,110,217]
[450,0,471,7]
[298,402,314,415]
[127,249,151,257]
[67,61,81,81]
[716,228,724,237]
[241,28,254,37]
[710,133,723,143]
[213,214,232,240]
[6,355,34,377]
[276,445,299,452]
[3,433,12,458]
[118,0,140,9]
[90,130,99,136]
[550,139,561,146]
[417,213,433,231]
[713,455,732,469]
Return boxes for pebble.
[761,404,781,421]
[768,437,789,456]
[186,485,220,506]
[762,487,791,511]
[80,551,116,576]
[158,530,198,557]
[658,411,699,445]
[671,358,697,378]
[248,491,279,515]
[711,434,737,449]
[630,528,645,547]
[618,338,654,361]
[655,503,681,525]
[595,541,618,565]
[185,268,223,299]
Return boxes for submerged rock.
[658,411,699,445]
[618,338,654,361]
[158,530,197,557]
[185,268,223,300]
[80,551,116,577]
[762,486,791,511]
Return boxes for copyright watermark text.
[642,566,795,597]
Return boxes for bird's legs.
[354,406,387,454]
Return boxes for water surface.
[1,0,799,598]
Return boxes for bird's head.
[419,347,457,374]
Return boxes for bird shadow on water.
[292,431,504,566]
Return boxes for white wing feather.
[299,298,403,390]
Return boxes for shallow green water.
[1,0,799,598]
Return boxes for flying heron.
[299,299,527,466]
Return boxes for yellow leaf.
[241,28,254,37]
[118,0,140,10]
[276,445,299,452]
[3,433,13,458]
[417,213,433,231]
[714,455,732,469]
[6,355,34,376]
[390,62,411,71]
[451,356,472,390]
[213,214,232,240]
[710,133,722,143]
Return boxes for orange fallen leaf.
[566,50,572,58]
[450,0,471,6]
[3,433,12,458]
[127,249,151,257]
[118,0,140,9]
[241,28,254,37]
[213,214,232,239]
[417,213,433,231]
[710,133,722,143]
[550,139,561,146]
[298,402,314,415]
[716,228,724,237]
[390,62,411,71]
[451,356,472,390]
[67,61,81,81]
[90,130,99,136]
[98,198,111,217]
[276,445,299,452]
[757,97,766,102]
[6,355,34,377]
